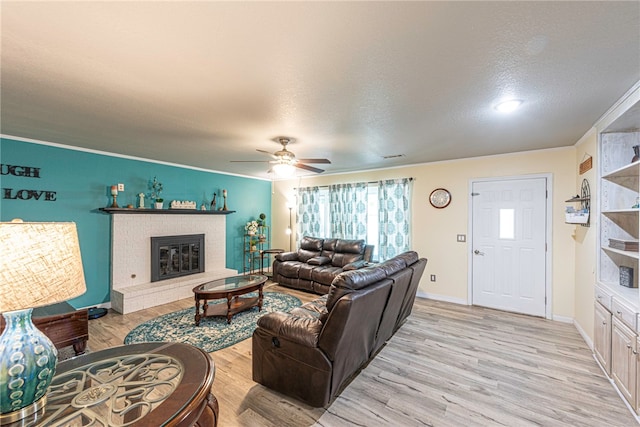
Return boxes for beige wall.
[572,129,598,344]
[272,147,577,318]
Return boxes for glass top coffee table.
[192,274,267,325]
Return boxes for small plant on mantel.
[149,176,163,202]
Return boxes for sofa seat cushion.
[280,261,304,278]
[312,266,344,286]
[298,263,317,280]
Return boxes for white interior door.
[471,177,547,317]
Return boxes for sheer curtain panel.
[329,183,368,240]
[378,178,412,260]
[296,186,321,247]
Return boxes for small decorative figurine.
[138,193,145,209]
[211,193,217,210]
[222,189,228,210]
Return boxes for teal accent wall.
[0,137,272,309]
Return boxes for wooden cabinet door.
[611,317,637,405]
[636,335,640,415]
[594,302,612,375]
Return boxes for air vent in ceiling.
[382,154,406,159]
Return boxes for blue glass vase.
[0,308,57,420]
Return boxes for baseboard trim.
[573,319,593,350]
[416,292,468,306]
[552,314,573,324]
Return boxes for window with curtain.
[296,186,321,247]
[378,178,412,259]
[296,178,412,261]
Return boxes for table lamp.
[0,219,87,423]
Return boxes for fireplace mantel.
[99,208,236,215]
[108,212,237,314]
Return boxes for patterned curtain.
[378,178,412,260]
[296,186,321,247]
[329,182,368,240]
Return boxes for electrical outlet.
[118,183,125,192]
[457,234,466,242]
[430,274,436,282]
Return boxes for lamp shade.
[0,220,87,312]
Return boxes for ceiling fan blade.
[257,149,278,159]
[230,160,270,163]
[295,163,325,173]
[297,158,331,164]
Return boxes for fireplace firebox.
[151,234,205,282]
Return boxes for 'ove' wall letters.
[1,164,57,202]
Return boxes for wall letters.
[1,164,56,202]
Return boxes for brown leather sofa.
[272,236,375,295]
[253,251,427,407]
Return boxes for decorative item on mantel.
[170,200,197,209]
[110,185,119,208]
[138,193,146,209]
[222,189,228,211]
[149,176,163,209]
[211,193,217,210]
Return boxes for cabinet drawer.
[595,285,613,311]
[612,298,637,330]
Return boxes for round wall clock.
[429,188,451,208]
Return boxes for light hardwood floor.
[87,284,637,426]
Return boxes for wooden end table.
[260,248,285,275]
[192,274,267,325]
[0,301,88,356]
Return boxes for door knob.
[474,249,485,256]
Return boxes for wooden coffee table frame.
[193,275,267,325]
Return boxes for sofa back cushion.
[326,267,387,311]
[331,239,365,267]
[297,236,324,262]
[320,238,338,260]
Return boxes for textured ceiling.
[1,1,639,179]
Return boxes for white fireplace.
[109,213,237,314]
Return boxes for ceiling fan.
[232,137,331,176]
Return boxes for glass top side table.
[5,342,218,427]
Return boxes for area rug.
[124,292,301,352]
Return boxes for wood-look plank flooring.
[87,284,636,426]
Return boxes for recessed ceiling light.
[494,99,523,113]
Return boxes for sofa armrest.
[275,251,299,262]
[257,312,323,348]
[343,259,368,271]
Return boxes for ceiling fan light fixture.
[273,162,296,177]
[494,99,524,113]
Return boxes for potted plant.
[149,176,164,209]
[245,220,258,235]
